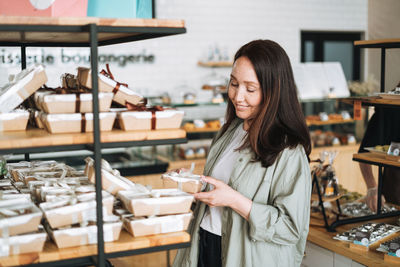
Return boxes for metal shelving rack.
[0,16,189,267]
[318,39,400,231]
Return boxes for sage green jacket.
[173,119,311,267]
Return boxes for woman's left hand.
[194,176,237,208]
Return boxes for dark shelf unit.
[0,17,188,267]
[317,39,400,231]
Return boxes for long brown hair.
[221,39,311,168]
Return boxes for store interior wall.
[368,0,400,91]
[0,0,367,102]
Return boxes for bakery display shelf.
[311,192,343,202]
[0,16,186,47]
[340,96,400,107]
[354,38,400,48]
[0,16,189,267]
[0,128,187,154]
[185,128,219,140]
[0,231,190,267]
[197,61,233,68]
[306,119,354,126]
[353,153,400,169]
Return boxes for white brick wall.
[0,0,367,101]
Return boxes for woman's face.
[228,56,262,126]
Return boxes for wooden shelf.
[311,193,343,202]
[308,217,400,267]
[184,127,220,133]
[0,128,186,152]
[353,152,400,168]
[340,96,400,107]
[197,61,232,68]
[0,16,186,46]
[0,230,190,266]
[354,39,400,48]
[306,119,354,126]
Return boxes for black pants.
[198,228,222,267]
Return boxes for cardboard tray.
[40,193,114,229]
[35,91,113,114]
[162,173,204,194]
[117,110,184,131]
[77,67,144,105]
[117,189,194,217]
[0,111,29,132]
[123,212,192,237]
[0,64,47,113]
[85,157,137,195]
[0,231,47,257]
[48,221,122,249]
[40,112,116,133]
[0,199,43,236]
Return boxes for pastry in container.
[162,170,205,194]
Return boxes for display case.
[315,38,400,231]
[0,16,189,267]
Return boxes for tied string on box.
[42,84,89,113]
[100,63,128,94]
[126,102,165,130]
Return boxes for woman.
[174,40,311,267]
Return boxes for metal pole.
[89,23,105,267]
[380,48,385,93]
[21,45,30,161]
[21,45,26,70]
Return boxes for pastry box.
[0,110,29,132]
[123,212,192,237]
[0,64,47,113]
[117,189,194,217]
[35,91,113,114]
[77,67,144,106]
[0,230,47,257]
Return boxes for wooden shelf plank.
[0,231,190,266]
[0,16,185,45]
[340,97,400,107]
[354,39,400,48]
[311,193,343,202]
[353,153,400,168]
[306,119,354,126]
[0,129,186,150]
[0,16,185,28]
[184,127,220,133]
[197,61,232,68]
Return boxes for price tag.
[354,100,362,120]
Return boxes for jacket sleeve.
[247,146,311,245]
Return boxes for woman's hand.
[194,176,237,208]
[194,176,252,220]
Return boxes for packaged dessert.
[124,212,192,237]
[77,67,144,106]
[378,236,400,257]
[85,157,141,195]
[0,64,47,113]
[35,90,113,114]
[117,109,184,131]
[334,222,400,247]
[40,112,116,133]
[117,189,194,217]
[162,170,205,194]
[0,198,43,236]
[0,110,29,132]
[40,190,114,228]
[0,229,47,257]
[47,220,122,249]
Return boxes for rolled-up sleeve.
[248,147,311,245]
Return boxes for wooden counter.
[0,230,190,266]
[308,217,400,267]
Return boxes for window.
[301,31,362,81]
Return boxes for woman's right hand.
[366,187,386,212]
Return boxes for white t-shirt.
[200,123,247,236]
